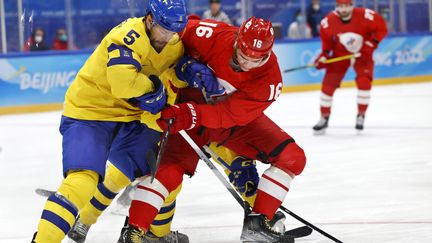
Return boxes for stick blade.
[285,226,313,238]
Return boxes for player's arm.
[105,20,155,99]
[106,44,153,99]
[315,16,332,69]
[361,9,388,57]
[156,75,283,132]
[197,91,273,128]
[319,16,332,54]
[106,21,166,114]
[370,10,388,43]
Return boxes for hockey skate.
[355,114,365,131]
[118,224,189,243]
[67,217,91,243]
[142,231,189,243]
[240,213,294,243]
[118,224,146,243]
[313,116,329,135]
[268,211,286,234]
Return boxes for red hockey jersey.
[180,19,283,128]
[319,8,387,56]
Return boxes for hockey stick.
[149,118,174,183]
[179,130,246,208]
[178,130,312,239]
[283,53,361,73]
[279,206,342,242]
[202,144,343,243]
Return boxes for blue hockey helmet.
[147,0,188,32]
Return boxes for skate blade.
[313,129,327,135]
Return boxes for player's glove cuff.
[156,102,201,133]
[175,56,219,93]
[128,75,166,115]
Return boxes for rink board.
[1,34,432,114]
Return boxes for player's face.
[149,22,176,52]
[336,3,354,20]
[234,47,267,71]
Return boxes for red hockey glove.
[314,51,330,70]
[156,102,201,133]
[361,39,378,58]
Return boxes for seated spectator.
[52,28,69,50]
[306,0,324,37]
[24,28,50,51]
[202,0,231,25]
[288,10,312,39]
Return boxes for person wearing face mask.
[123,16,306,243]
[24,27,50,51]
[306,0,325,37]
[52,28,69,50]
[312,0,388,134]
[288,10,312,39]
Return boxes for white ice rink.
[1,82,431,243]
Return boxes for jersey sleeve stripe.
[107,43,142,71]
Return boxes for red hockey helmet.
[237,17,274,59]
[336,0,353,4]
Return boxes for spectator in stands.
[380,8,394,33]
[288,10,312,39]
[306,0,324,37]
[24,28,50,51]
[202,0,231,25]
[52,28,69,51]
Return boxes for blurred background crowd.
[0,0,430,53]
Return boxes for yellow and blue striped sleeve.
[105,18,155,99]
[106,43,153,99]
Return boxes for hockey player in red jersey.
[119,17,306,243]
[313,0,387,134]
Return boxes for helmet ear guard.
[146,0,188,32]
[237,17,275,59]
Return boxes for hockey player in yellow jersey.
[31,0,190,242]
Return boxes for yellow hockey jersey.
[63,17,187,123]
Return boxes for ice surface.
[1,82,431,243]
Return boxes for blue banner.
[275,33,432,87]
[1,34,431,109]
[0,51,90,107]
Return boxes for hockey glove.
[227,156,259,197]
[156,102,201,133]
[175,56,221,93]
[128,75,167,115]
[361,39,379,58]
[314,51,330,70]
